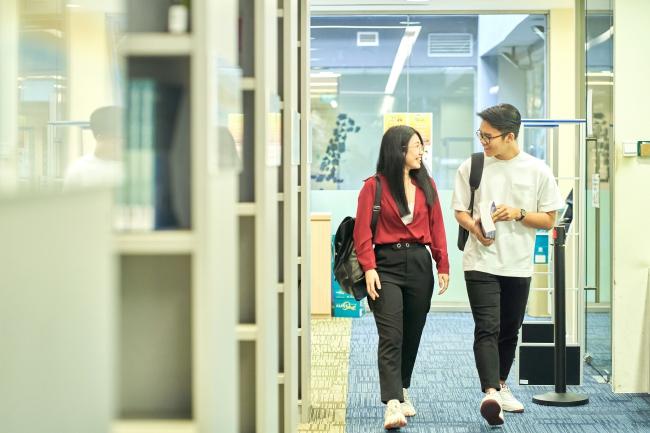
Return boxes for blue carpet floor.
[346,312,650,433]
[585,311,612,374]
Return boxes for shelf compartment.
[239,216,256,323]
[120,255,193,419]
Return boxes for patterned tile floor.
[298,318,352,433]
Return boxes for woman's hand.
[438,273,449,295]
[365,269,381,300]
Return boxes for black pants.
[368,243,434,403]
[465,270,531,392]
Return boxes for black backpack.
[457,152,484,251]
[333,175,382,301]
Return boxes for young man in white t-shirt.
[451,104,564,426]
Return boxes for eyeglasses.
[408,143,425,152]
[476,129,507,144]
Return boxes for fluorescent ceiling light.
[311,72,341,78]
[311,25,407,29]
[399,21,421,25]
[384,26,421,95]
[586,27,613,50]
[379,95,395,115]
[500,51,519,69]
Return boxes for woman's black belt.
[376,242,425,250]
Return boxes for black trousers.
[464,270,531,392]
[368,243,434,403]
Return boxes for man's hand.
[492,204,521,222]
[471,219,495,247]
[365,269,381,300]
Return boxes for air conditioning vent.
[357,31,379,47]
[427,33,473,57]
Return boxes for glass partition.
[310,13,547,192]
[584,0,613,382]
[12,1,125,192]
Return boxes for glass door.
[584,0,613,382]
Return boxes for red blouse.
[352,174,450,274]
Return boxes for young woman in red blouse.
[353,125,450,429]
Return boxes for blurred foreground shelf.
[112,420,196,433]
[114,230,194,254]
[120,33,193,56]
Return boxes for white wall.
[612,0,650,393]
[0,0,17,191]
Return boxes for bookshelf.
[236,0,282,431]
[117,2,239,433]
[298,0,313,423]
[117,0,311,431]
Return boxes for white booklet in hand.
[479,200,497,239]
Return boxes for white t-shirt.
[401,202,415,225]
[63,155,123,190]
[451,151,564,278]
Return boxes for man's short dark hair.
[90,106,123,140]
[477,103,522,139]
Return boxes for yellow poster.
[383,112,433,171]
[383,113,432,146]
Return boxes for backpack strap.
[371,175,382,235]
[467,152,484,217]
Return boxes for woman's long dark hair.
[376,125,437,217]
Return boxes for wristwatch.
[516,208,527,222]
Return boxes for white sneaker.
[401,388,416,417]
[480,391,504,426]
[499,383,524,413]
[384,399,407,430]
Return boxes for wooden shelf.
[236,324,258,341]
[121,33,192,57]
[236,202,256,216]
[112,420,195,433]
[114,231,194,254]
[241,77,256,90]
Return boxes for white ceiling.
[312,0,574,13]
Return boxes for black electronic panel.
[519,345,581,385]
[522,321,554,343]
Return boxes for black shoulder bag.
[457,152,484,251]
[333,175,382,300]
